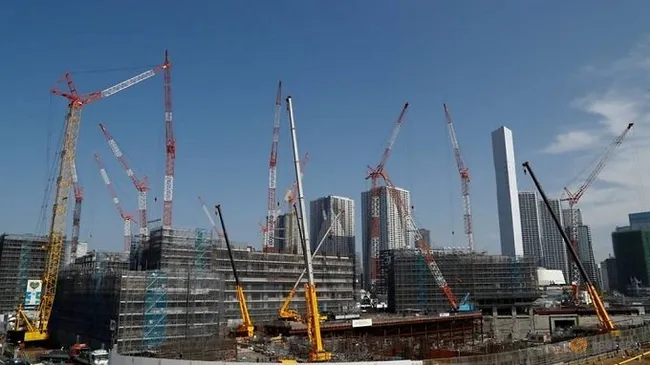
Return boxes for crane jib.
[101,69,157,98]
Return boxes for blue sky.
[1,1,650,262]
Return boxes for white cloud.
[543,38,650,262]
[543,130,599,154]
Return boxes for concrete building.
[380,249,538,313]
[0,234,55,314]
[629,211,650,227]
[418,228,432,248]
[275,212,302,255]
[518,191,543,265]
[601,257,617,294]
[577,225,600,289]
[491,126,523,257]
[539,198,569,280]
[309,195,355,257]
[612,225,650,294]
[361,186,412,290]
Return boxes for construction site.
[0,49,647,365]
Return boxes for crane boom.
[524,161,616,333]
[98,123,149,244]
[444,103,474,251]
[162,50,175,230]
[70,161,83,264]
[94,153,135,253]
[9,61,166,343]
[287,96,331,361]
[562,122,633,291]
[198,196,224,238]
[215,204,254,338]
[365,103,409,291]
[278,209,344,322]
[265,81,283,253]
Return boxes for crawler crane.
[286,96,331,361]
[278,209,344,323]
[523,161,617,333]
[215,204,254,338]
[8,59,168,344]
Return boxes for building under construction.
[379,249,538,314]
[0,234,52,314]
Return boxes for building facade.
[418,228,432,248]
[275,212,302,255]
[612,226,650,294]
[491,126,523,257]
[538,198,569,279]
[518,191,543,265]
[577,225,600,289]
[309,195,355,257]
[601,257,618,295]
[361,186,412,290]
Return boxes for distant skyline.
[1,2,650,263]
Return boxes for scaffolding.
[194,228,208,270]
[380,249,539,313]
[140,227,224,271]
[51,267,229,360]
[0,234,50,313]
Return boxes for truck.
[72,349,109,365]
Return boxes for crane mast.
[443,103,474,251]
[562,122,633,294]
[94,153,135,253]
[162,50,175,230]
[11,61,165,343]
[286,96,331,361]
[365,103,409,291]
[98,123,149,246]
[524,161,616,333]
[264,81,283,253]
[70,161,83,264]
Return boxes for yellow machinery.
[286,96,331,361]
[215,204,254,338]
[278,208,343,323]
[523,161,617,333]
[8,60,167,344]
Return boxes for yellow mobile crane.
[215,204,254,338]
[286,95,331,361]
[278,208,344,323]
[8,60,167,344]
[523,161,617,333]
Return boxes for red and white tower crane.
[162,50,175,230]
[264,81,283,253]
[562,122,634,294]
[94,152,135,253]
[70,161,83,263]
[98,123,149,244]
[365,103,409,290]
[443,103,474,251]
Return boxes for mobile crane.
[8,59,168,344]
[278,208,344,323]
[286,95,331,361]
[215,204,254,338]
[522,161,617,333]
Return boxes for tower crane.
[70,161,83,264]
[94,153,136,253]
[162,50,176,230]
[444,103,474,251]
[9,59,167,344]
[562,122,633,299]
[278,209,344,323]
[524,161,617,333]
[215,204,254,338]
[197,195,224,238]
[98,122,149,247]
[287,96,331,361]
[264,81,283,253]
[365,103,409,291]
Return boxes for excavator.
[277,208,344,323]
[523,161,617,334]
[215,204,254,338]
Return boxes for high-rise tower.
[361,186,412,290]
[309,195,355,257]
[491,126,523,257]
[519,191,543,264]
